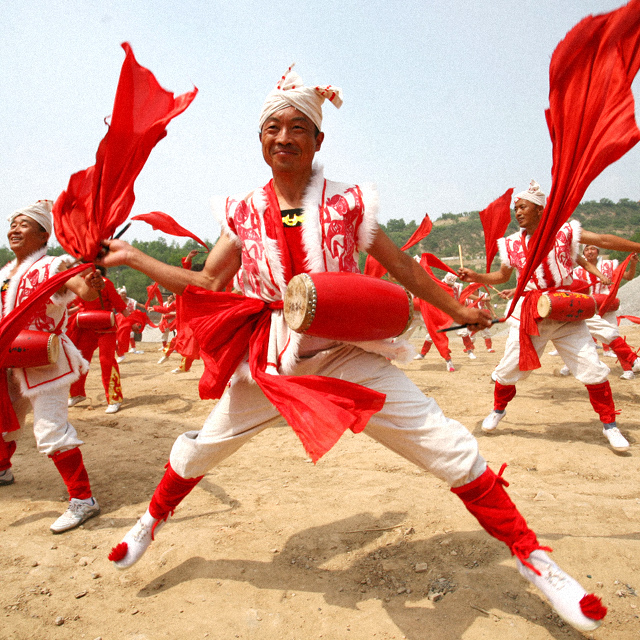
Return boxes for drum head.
[537,294,551,318]
[48,334,60,364]
[284,273,316,333]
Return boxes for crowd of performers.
[4,33,640,632]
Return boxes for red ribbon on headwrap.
[181,286,386,463]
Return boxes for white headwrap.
[9,200,53,237]
[118,286,127,295]
[259,64,343,132]
[514,180,546,207]
[442,273,457,285]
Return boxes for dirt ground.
[1,325,640,640]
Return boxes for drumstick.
[458,244,464,269]
[114,222,131,239]
[438,318,503,333]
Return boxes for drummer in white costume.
[101,71,607,632]
[0,201,103,533]
[458,181,640,452]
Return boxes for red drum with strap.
[284,272,413,341]
[4,330,60,368]
[536,291,596,322]
[76,310,116,332]
[592,293,620,315]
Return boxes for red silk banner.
[510,1,640,313]
[364,213,433,278]
[598,253,634,315]
[53,42,198,261]
[479,189,513,273]
[132,211,210,251]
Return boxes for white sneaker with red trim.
[517,550,605,632]
[109,509,165,570]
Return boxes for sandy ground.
[1,325,640,640]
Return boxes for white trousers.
[585,311,620,345]
[494,318,609,386]
[3,373,83,456]
[169,345,485,487]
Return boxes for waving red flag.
[145,281,163,310]
[510,1,640,313]
[479,189,513,273]
[132,211,210,250]
[364,213,433,278]
[598,253,634,314]
[53,42,198,262]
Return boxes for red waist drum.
[536,292,596,322]
[77,310,115,331]
[592,293,620,315]
[5,330,60,368]
[284,272,413,341]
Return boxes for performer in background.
[155,292,177,363]
[67,266,127,413]
[569,246,639,380]
[115,287,147,362]
[100,69,606,632]
[459,181,640,452]
[0,201,102,533]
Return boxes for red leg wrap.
[608,337,636,370]
[0,440,17,472]
[452,464,550,574]
[50,447,92,499]
[494,381,516,411]
[421,340,432,356]
[485,338,493,350]
[586,381,617,424]
[148,462,203,522]
[462,335,474,352]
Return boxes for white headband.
[9,200,53,237]
[259,64,343,132]
[514,179,546,207]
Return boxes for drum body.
[5,330,60,368]
[76,310,115,331]
[592,293,620,315]
[537,291,596,322]
[284,272,413,342]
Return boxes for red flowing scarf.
[510,1,640,314]
[479,189,513,273]
[52,43,198,262]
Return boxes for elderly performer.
[0,201,102,533]
[459,181,640,453]
[101,69,606,632]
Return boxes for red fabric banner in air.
[132,212,210,251]
[510,1,640,313]
[479,189,513,273]
[364,213,433,278]
[53,42,198,262]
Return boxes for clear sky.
[2,1,639,247]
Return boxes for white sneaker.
[105,403,121,414]
[68,396,86,408]
[157,355,168,365]
[131,350,144,354]
[548,349,559,356]
[109,509,164,570]
[50,497,100,534]
[0,469,15,486]
[602,426,630,451]
[602,351,616,358]
[468,351,477,360]
[413,353,425,360]
[517,550,605,632]
[171,368,185,374]
[446,360,455,372]
[486,348,495,353]
[116,355,125,364]
[559,365,570,377]
[620,370,635,380]
[482,410,505,432]
[632,358,640,373]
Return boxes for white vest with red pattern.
[0,248,88,396]
[574,258,617,295]
[498,220,581,291]
[215,165,412,375]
